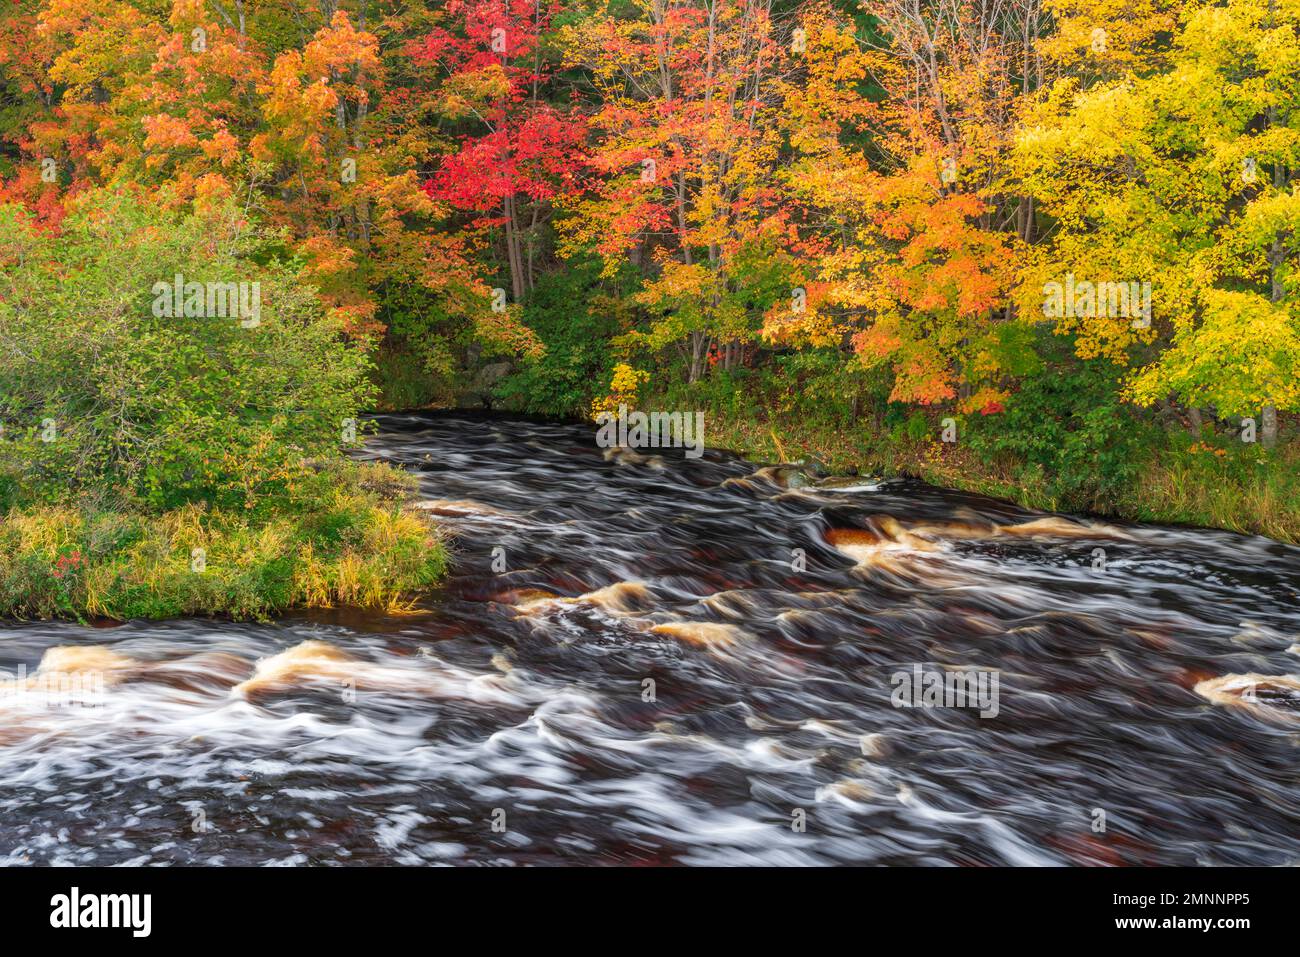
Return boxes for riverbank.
[0,461,446,622]
[682,405,1300,545]
[6,413,1293,866]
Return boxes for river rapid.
[1,412,1298,865]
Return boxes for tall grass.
[652,379,1300,544]
[0,462,447,621]
[1122,442,1300,541]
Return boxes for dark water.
[2,413,1298,865]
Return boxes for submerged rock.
[1194,672,1300,723]
[649,621,743,647]
[455,361,513,409]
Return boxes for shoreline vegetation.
[635,356,1300,544]
[0,196,446,623]
[690,404,1300,546]
[0,460,446,622]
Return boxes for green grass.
[0,461,447,621]
[649,380,1300,544]
[1119,440,1300,542]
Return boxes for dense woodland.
[1,0,1299,597]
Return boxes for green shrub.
[966,337,1153,510]
[371,346,448,410]
[0,189,375,512]
[495,258,628,417]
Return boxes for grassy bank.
[0,462,446,622]
[648,372,1300,544]
[0,193,448,623]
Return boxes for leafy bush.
[966,337,1153,510]
[0,191,447,619]
[655,348,889,432]
[373,280,470,410]
[371,346,449,410]
[495,258,627,417]
[0,190,375,512]
[764,349,885,426]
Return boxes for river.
[1,412,1298,865]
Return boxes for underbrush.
[644,355,1300,543]
[0,461,446,621]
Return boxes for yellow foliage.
[591,362,650,417]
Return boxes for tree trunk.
[1188,406,1203,438]
[688,332,708,383]
[503,195,526,304]
[1265,229,1283,449]
[1264,67,1286,447]
[1018,195,1034,243]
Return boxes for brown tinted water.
[1,412,1298,865]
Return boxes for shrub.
[966,337,1153,510]
[0,189,376,512]
[495,258,628,417]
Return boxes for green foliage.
[982,323,1046,379]
[0,461,446,621]
[495,259,626,417]
[0,191,449,620]
[663,364,754,423]
[375,280,469,408]
[0,190,376,512]
[903,412,930,444]
[371,346,449,411]
[965,335,1153,510]
[771,350,887,424]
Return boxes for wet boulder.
[456,361,514,409]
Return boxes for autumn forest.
[3,0,1300,881]
[2,0,1300,592]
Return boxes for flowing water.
[2,412,1298,866]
